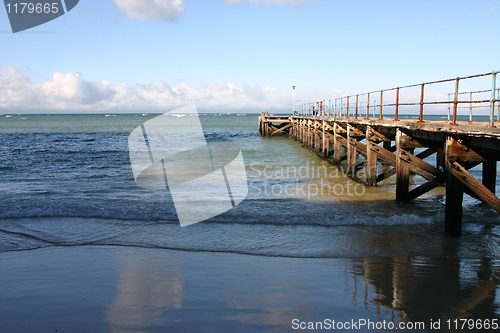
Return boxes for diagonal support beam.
[269,123,292,136]
[450,161,500,214]
[398,149,444,181]
[408,179,443,201]
[416,147,437,160]
[376,167,396,183]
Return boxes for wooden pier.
[258,72,500,236]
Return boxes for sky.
[0,0,499,113]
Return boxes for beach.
[1,243,499,332]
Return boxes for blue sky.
[0,0,499,112]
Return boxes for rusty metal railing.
[447,88,500,123]
[297,71,499,127]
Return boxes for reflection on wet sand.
[106,255,183,333]
[101,246,499,332]
[352,252,500,327]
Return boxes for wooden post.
[264,112,268,137]
[347,125,357,176]
[258,114,262,135]
[300,119,303,143]
[366,126,377,186]
[311,121,315,149]
[482,161,497,193]
[301,120,304,142]
[303,120,307,144]
[317,123,321,154]
[445,136,464,236]
[313,122,316,150]
[309,120,313,148]
[304,119,307,145]
[315,121,320,153]
[436,147,445,171]
[396,129,410,202]
[333,123,341,164]
[302,120,305,143]
[324,136,330,159]
[322,120,327,158]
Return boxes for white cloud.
[0,66,43,107]
[0,66,340,113]
[224,0,314,8]
[41,72,116,105]
[114,0,185,22]
[113,0,312,23]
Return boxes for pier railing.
[297,71,499,126]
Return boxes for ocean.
[0,113,499,332]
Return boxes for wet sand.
[1,245,499,332]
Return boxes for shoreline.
[1,216,500,260]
